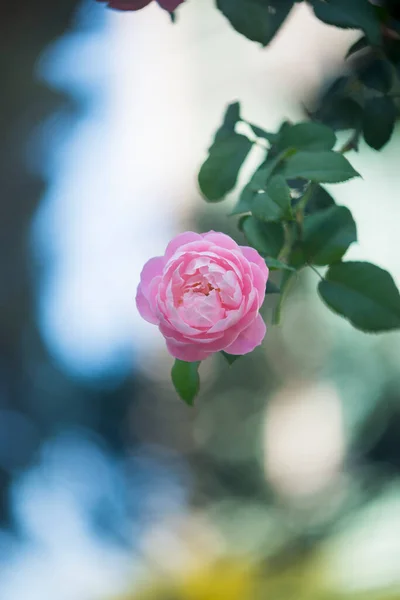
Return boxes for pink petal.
[147,276,162,314]
[202,231,240,251]
[223,314,266,355]
[164,232,203,260]
[139,256,165,299]
[250,263,267,308]
[136,286,159,324]
[240,245,269,279]
[165,339,213,362]
[179,291,224,329]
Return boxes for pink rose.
[136,231,269,362]
[96,0,184,12]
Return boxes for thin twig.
[307,263,324,281]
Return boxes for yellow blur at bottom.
[114,558,400,600]
[118,562,256,600]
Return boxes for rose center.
[178,279,221,306]
[187,281,217,296]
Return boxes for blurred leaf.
[171,360,200,406]
[310,0,381,44]
[318,261,400,332]
[216,0,295,46]
[266,279,280,294]
[247,122,277,142]
[359,58,393,93]
[362,96,397,150]
[264,256,295,271]
[281,151,360,183]
[214,101,242,144]
[252,175,292,221]
[346,34,369,57]
[301,205,357,265]
[221,351,240,365]
[222,101,242,129]
[242,216,284,257]
[278,121,336,151]
[313,96,363,132]
[304,185,336,215]
[199,133,253,201]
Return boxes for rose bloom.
[136,231,269,362]
[97,0,184,11]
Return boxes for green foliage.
[198,133,252,201]
[281,151,360,183]
[231,156,283,215]
[242,217,284,258]
[309,0,381,45]
[264,257,295,271]
[359,59,393,93]
[216,0,295,46]
[304,185,336,215]
[172,0,400,397]
[309,46,399,152]
[252,175,293,222]
[220,351,240,365]
[266,279,281,294]
[222,101,241,128]
[198,102,253,201]
[247,123,277,142]
[294,205,357,266]
[277,121,336,151]
[197,93,400,346]
[346,35,368,58]
[362,96,397,150]
[318,262,400,332]
[171,359,201,405]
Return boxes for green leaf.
[362,96,397,151]
[171,360,200,406]
[304,185,336,215]
[318,262,400,332]
[233,184,255,215]
[252,175,292,222]
[242,216,284,258]
[222,101,241,129]
[221,351,240,365]
[247,123,277,143]
[312,96,363,132]
[266,279,280,294]
[198,133,253,201]
[359,59,393,93]
[281,151,360,183]
[231,154,285,215]
[232,182,255,215]
[301,205,357,266]
[213,102,242,145]
[278,122,336,151]
[310,0,381,45]
[216,0,295,46]
[346,35,368,58]
[264,256,295,271]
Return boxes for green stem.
[278,221,293,263]
[294,182,316,241]
[296,182,316,215]
[307,263,324,281]
[338,130,360,154]
[272,272,295,325]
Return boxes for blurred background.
[1,1,400,598]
